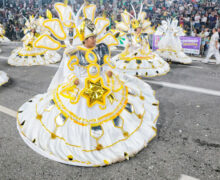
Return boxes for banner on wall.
[152,35,201,55]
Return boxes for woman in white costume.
[0,24,10,43]
[8,16,61,66]
[17,2,159,167]
[155,19,192,64]
[112,3,170,77]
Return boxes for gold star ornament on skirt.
[82,77,111,107]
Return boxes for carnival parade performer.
[17,2,159,167]
[112,3,170,77]
[155,18,192,64]
[203,28,220,64]
[8,16,61,66]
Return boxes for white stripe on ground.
[0,105,17,118]
[45,63,60,68]
[0,56,61,68]
[0,56,8,60]
[179,174,199,180]
[188,66,203,69]
[192,57,216,63]
[146,80,220,97]
[181,65,203,69]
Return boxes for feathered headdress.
[115,2,154,34]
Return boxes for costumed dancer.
[203,28,220,64]
[17,2,159,166]
[155,18,192,64]
[0,24,10,43]
[112,3,170,77]
[8,16,61,66]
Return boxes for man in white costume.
[203,28,220,64]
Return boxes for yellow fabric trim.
[104,55,115,69]
[53,84,128,126]
[67,55,79,71]
[83,4,96,22]
[34,34,61,51]
[83,110,147,152]
[121,12,130,25]
[18,50,47,56]
[87,64,100,79]
[43,19,66,40]
[85,51,98,64]
[116,21,129,32]
[54,3,73,27]
[158,48,177,53]
[90,124,104,140]
[94,17,110,36]
[17,92,159,155]
[96,33,119,47]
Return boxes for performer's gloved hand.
[107,71,113,78]
[74,79,80,85]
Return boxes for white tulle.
[155,19,192,64]
[17,71,159,166]
[47,53,72,92]
[0,71,9,86]
[156,33,192,64]
[8,47,61,66]
[113,52,170,77]
[112,35,170,77]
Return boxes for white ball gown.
[0,24,10,43]
[112,4,170,77]
[155,19,192,64]
[8,16,61,66]
[0,71,9,86]
[17,2,160,166]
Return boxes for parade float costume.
[112,4,170,77]
[155,19,192,64]
[0,71,9,86]
[0,24,10,43]
[0,24,9,85]
[17,2,159,167]
[8,16,61,66]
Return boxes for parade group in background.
[0,0,219,167]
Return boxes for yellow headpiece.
[77,18,96,41]
[131,19,142,30]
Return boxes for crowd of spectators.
[0,0,219,56]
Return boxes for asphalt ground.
[0,42,219,180]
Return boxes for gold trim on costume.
[43,19,67,40]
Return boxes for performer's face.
[84,36,96,48]
[136,27,142,34]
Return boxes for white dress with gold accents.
[112,32,170,77]
[113,8,170,77]
[0,24,10,43]
[17,2,159,167]
[8,17,61,66]
[155,19,192,64]
[17,43,159,167]
[0,71,9,86]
